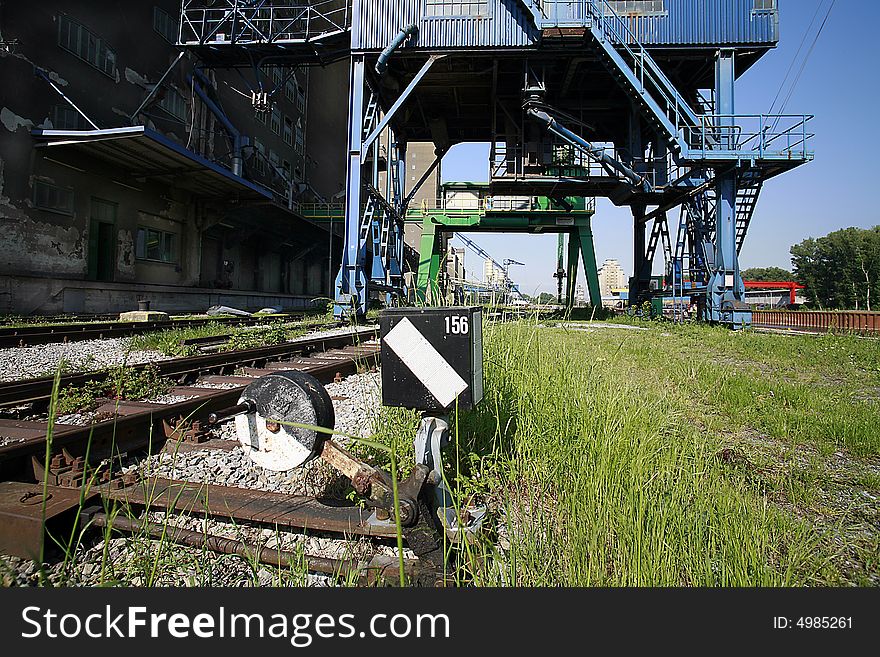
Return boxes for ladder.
[735,169,763,254]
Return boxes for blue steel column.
[708,50,750,327]
[334,55,367,319]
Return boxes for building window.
[136,227,177,263]
[153,7,177,43]
[253,139,266,175]
[270,106,282,135]
[51,105,86,130]
[425,0,488,17]
[295,119,304,154]
[34,180,75,215]
[604,1,666,16]
[57,14,117,77]
[753,0,776,11]
[296,85,306,114]
[158,87,188,121]
[268,149,280,175]
[285,78,296,103]
[283,117,293,146]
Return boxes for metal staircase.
[734,169,763,254]
[522,1,708,153]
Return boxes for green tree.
[740,266,793,281]
[791,226,880,310]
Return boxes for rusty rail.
[752,310,880,335]
[0,327,376,407]
[0,314,314,348]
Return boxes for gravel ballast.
[0,337,168,382]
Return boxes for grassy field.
[438,319,880,586]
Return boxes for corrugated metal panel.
[542,0,778,46]
[627,0,778,46]
[354,1,778,50]
[354,0,537,50]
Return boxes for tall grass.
[447,320,845,585]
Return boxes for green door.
[87,198,117,282]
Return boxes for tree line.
[790,226,880,311]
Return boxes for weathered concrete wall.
[0,274,319,315]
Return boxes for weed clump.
[56,364,171,415]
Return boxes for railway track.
[0,325,447,586]
[0,313,315,348]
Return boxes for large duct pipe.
[376,24,419,75]
[190,69,244,176]
[527,108,650,192]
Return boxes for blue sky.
[440,1,877,297]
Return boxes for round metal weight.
[234,371,335,471]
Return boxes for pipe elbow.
[376,24,419,75]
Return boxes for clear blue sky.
[441,0,878,297]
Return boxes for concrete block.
[119,311,170,322]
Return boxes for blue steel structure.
[177,0,813,327]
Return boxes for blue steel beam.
[334,55,367,320]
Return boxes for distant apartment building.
[598,259,627,298]
[0,1,339,314]
[483,258,506,287]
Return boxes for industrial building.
[0,1,342,315]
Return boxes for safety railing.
[294,201,344,219]
[591,0,706,138]
[411,195,596,214]
[683,114,814,160]
[179,0,350,46]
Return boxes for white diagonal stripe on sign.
[383,317,468,408]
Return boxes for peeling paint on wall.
[0,216,85,276]
[124,67,150,88]
[1,107,34,132]
[117,229,135,278]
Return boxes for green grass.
[431,319,880,586]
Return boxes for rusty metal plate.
[0,481,97,560]
[106,478,396,538]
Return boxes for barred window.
[34,180,75,215]
[136,227,177,263]
[57,14,117,77]
[153,7,177,43]
[51,105,87,130]
[158,87,188,121]
[604,1,666,16]
[425,0,488,18]
[253,139,266,175]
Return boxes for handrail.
[584,0,703,134]
[179,1,350,46]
